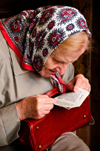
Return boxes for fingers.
[35,102,55,119]
[67,74,91,93]
[37,104,54,119]
[16,94,57,121]
[33,94,57,104]
[67,79,75,92]
[35,110,51,119]
[38,96,57,111]
[74,74,91,92]
[32,95,57,119]
[44,97,57,104]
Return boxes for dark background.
[0,0,100,150]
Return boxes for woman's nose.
[55,65,67,75]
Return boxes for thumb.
[67,79,75,92]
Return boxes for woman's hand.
[67,74,91,93]
[16,95,57,121]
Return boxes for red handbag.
[18,88,92,151]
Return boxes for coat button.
[36,126,39,130]
[83,115,86,118]
[38,145,42,149]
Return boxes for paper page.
[55,88,89,109]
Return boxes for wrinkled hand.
[16,95,57,121]
[67,74,91,93]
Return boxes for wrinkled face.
[40,34,88,77]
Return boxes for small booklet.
[55,88,89,109]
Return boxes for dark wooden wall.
[72,0,92,148]
[0,0,73,18]
[90,0,100,150]
[0,0,100,151]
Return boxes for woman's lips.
[49,69,56,73]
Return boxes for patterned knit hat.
[0,5,91,73]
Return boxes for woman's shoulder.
[0,31,10,62]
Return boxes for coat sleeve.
[0,104,20,146]
[0,59,20,147]
[0,32,20,146]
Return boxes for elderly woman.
[0,5,91,151]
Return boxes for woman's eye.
[53,58,59,63]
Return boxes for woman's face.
[40,34,88,77]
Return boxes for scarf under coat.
[0,5,91,93]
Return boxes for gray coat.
[0,31,74,146]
